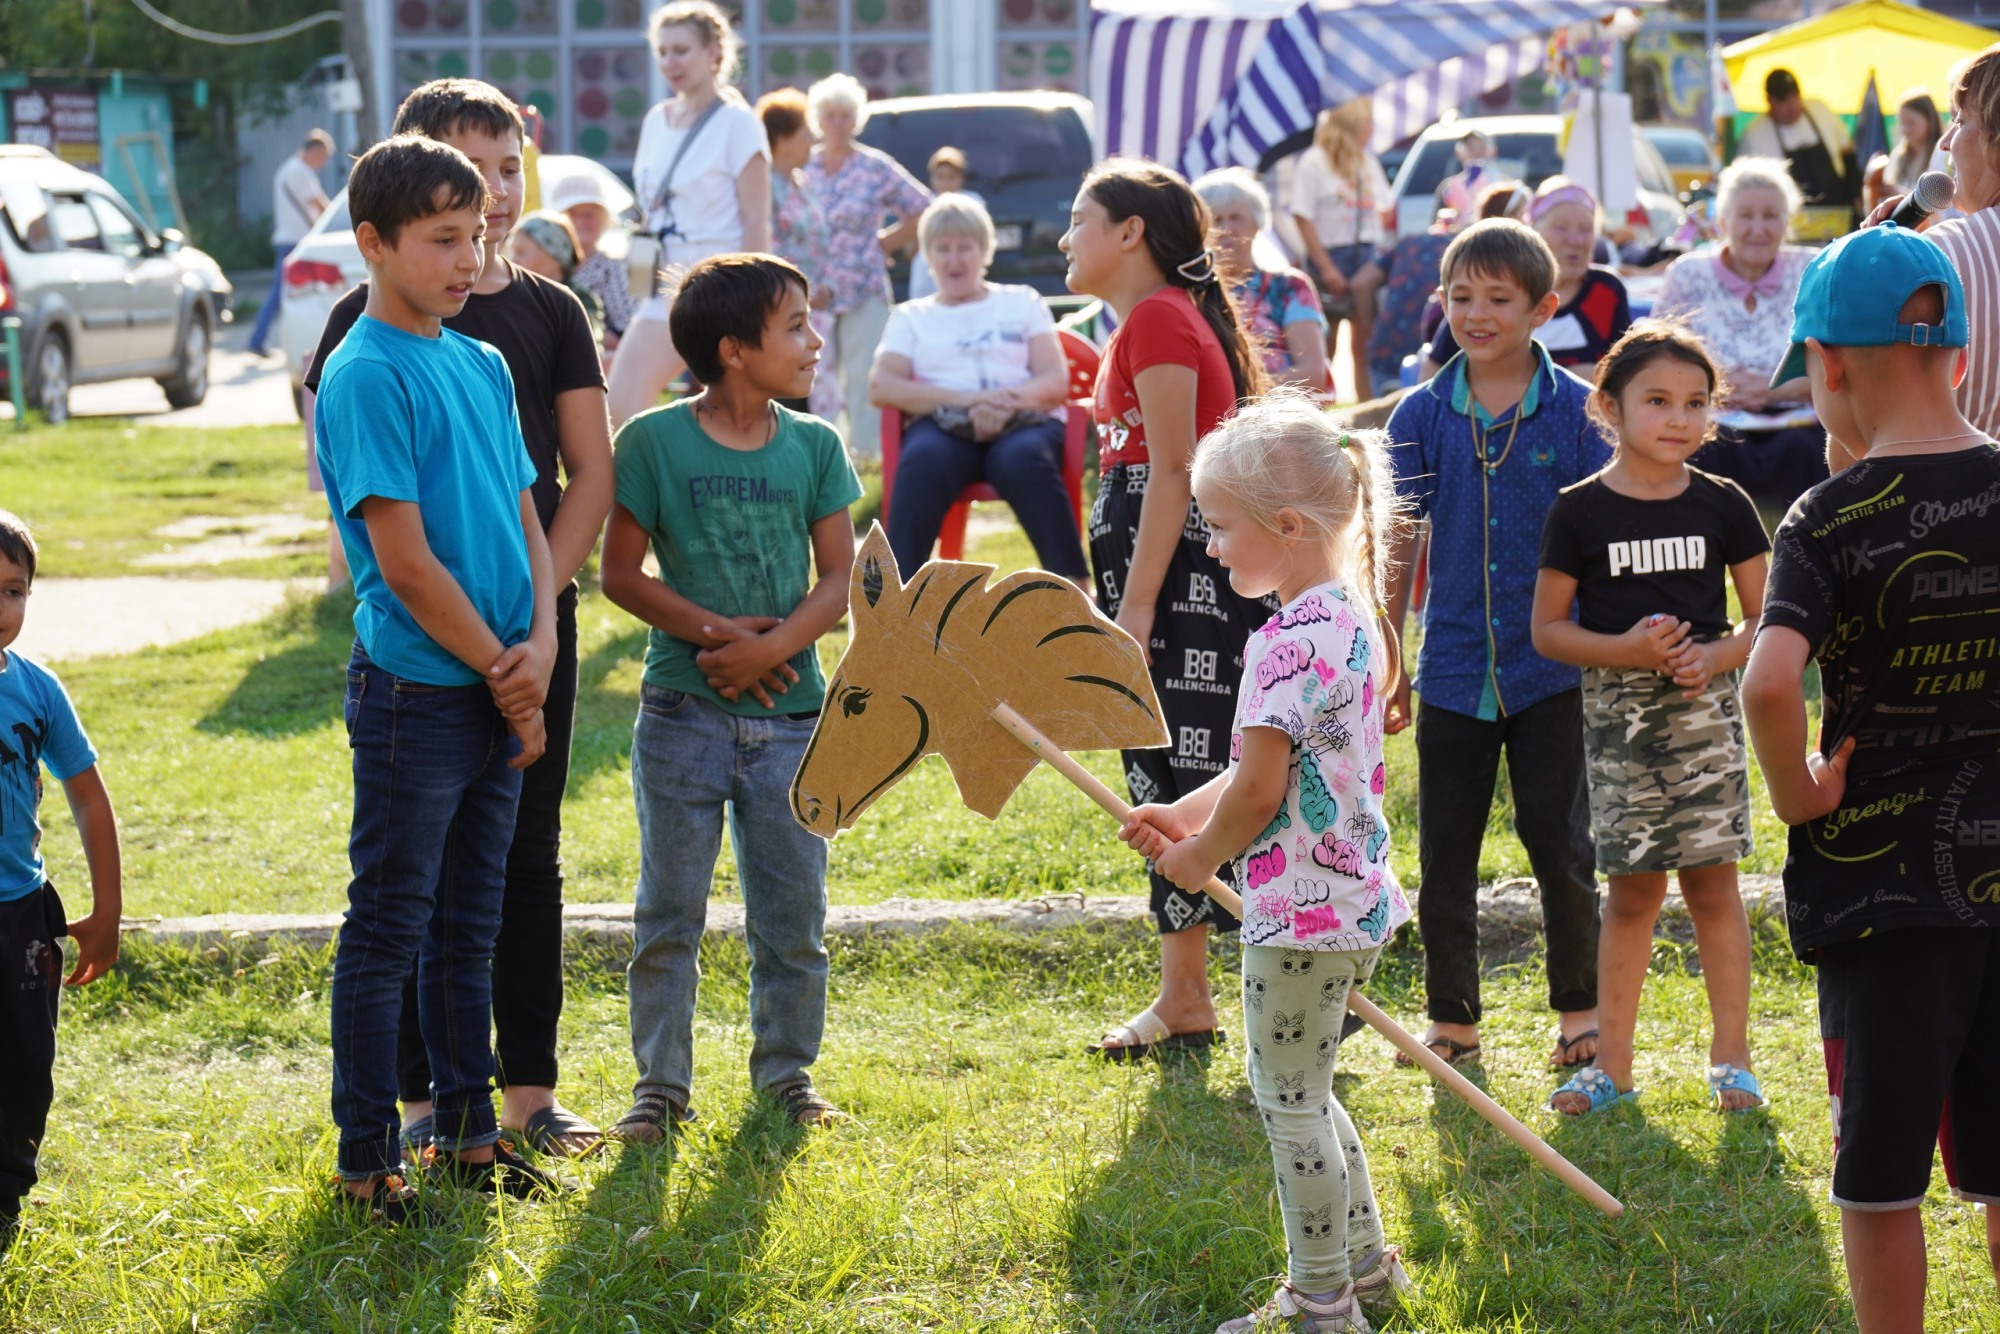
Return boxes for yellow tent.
[1724,0,1996,114]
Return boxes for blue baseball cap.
[1770,222,1968,388]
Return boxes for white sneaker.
[1214,1281,1372,1333]
[1350,1245,1416,1314]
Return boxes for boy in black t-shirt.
[304,80,615,1159]
[1743,224,2000,1329]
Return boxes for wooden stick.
[990,700,1626,1220]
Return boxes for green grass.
[6,423,324,580]
[5,927,1996,1332]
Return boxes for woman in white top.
[606,0,771,427]
[870,194,1085,581]
[1290,97,1393,399]
[1655,156,1823,506]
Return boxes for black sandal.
[610,1089,693,1145]
[1551,1028,1599,1068]
[1394,1035,1481,1068]
[519,1103,605,1159]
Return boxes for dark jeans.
[887,415,1087,579]
[0,883,64,1204]
[331,646,522,1179]
[396,586,578,1101]
[1414,691,1600,1024]
[1691,425,1828,511]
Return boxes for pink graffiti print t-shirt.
[1229,581,1410,951]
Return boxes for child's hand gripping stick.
[990,699,1627,1221]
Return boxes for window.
[49,195,103,251]
[0,180,56,254]
[85,194,144,259]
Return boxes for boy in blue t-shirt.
[1385,219,1609,1069]
[314,136,558,1220]
[0,511,120,1248]
[601,254,860,1137]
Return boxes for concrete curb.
[123,875,1787,952]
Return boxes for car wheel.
[160,312,211,409]
[31,330,70,425]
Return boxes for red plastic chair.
[879,331,1100,563]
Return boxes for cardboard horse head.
[791,524,1168,837]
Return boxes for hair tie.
[1176,248,1218,286]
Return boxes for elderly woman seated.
[869,193,1088,581]
[1191,168,1329,390]
[1655,156,1823,507]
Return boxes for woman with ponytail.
[1060,158,1273,1058]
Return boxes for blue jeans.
[247,248,294,354]
[330,646,522,1179]
[886,415,1087,579]
[628,685,829,1107]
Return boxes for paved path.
[14,575,316,662]
[2,319,300,429]
[128,876,1787,952]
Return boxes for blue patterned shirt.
[1386,345,1609,719]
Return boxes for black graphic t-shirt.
[1761,446,2000,958]
[304,261,605,532]
[1539,466,1769,638]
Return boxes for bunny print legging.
[1091,462,1273,934]
[1243,942,1390,1292]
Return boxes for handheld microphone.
[1888,171,1958,230]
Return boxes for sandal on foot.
[1548,1066,1638,1116]
[399,1113,435,1154]
[774,1080,846,1128]
[1089,1008,1223,1062]
[1350,1245,1416,1314]
[519,1103,605,1159]
[1394,1035,1480,1068]
[1215,1281,1372,1333]
[1708,1063,1767,1113]
[336,1173,440,1227]
[610,1089,694,1145]
[433,1139,569,1200]
[1551,1028,1600,1068]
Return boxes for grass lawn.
[5,929,1997,1332]
[13,421,1984,1331]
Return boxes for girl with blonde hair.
[1290,98,1391,397]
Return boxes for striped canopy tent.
[1091,0,1645,178]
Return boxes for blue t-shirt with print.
[1386,344,1609,720]
[0,650,97,900]
[315,316,540,686]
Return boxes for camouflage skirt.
[1580,666,1753,876]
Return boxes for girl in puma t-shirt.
[1531,323,1771,1117]
[1060,159,1271,1059]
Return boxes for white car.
[277,154,636,416]
[1386,114,1683,243]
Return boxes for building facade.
[372,0,1089,167]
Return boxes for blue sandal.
[1548,1066,1639,1116]
[1708,1063,1767,1112]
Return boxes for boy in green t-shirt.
[602,254,861,1138]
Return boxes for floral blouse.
[802,143,932,314]
[772,170,836,306]
[1655,245,1814,388]
[1233,265,1327,376]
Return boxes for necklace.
[1866,428,1986,453]
[696,397,775,448]
[1466,399,1525,475]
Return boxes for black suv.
[856,92,1093,310]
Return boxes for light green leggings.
[1242,942,1388,1292]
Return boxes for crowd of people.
[8,6,2000,1333]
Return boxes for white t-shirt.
[632,99,769,251]
[1290,148,1392,250]
[876,283,1054,395]
[1230,581,1410,953]
[272,155,327,245]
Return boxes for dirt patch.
[16,576,318,661]
[137,513,323,569]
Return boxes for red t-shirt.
[1094,286,1239,475]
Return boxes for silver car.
[0,145,233,424]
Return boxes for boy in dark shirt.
[304,80,614,1158]
[1744,224,2000,1329]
